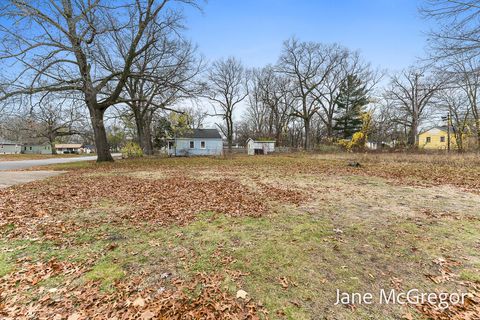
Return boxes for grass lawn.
[1,153,479,319]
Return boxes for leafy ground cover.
[1,153,480,319]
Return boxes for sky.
[182,0,433,72]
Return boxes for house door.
[168,142,174,150]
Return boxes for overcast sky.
[182,0,432,72]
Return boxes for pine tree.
[333,74,369,139]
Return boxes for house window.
[426,137,431,143]
[29,146,32,150]
[200,141,206,149]
[189,141,194,149]
[440,136,446,143]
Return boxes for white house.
[246,139,275,155]
[0,139,21,154]
[55,144,82,154]
[167,129,223,156]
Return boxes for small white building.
[246,139,275,155]
[55,143,82,154]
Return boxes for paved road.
[0,154,121,188]
[0,154,121,171]
[0,171,65,188]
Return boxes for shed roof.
[246,138,276,143]
[176,129,222,139]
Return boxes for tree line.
[1,0,480,161]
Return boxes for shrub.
[121,142,143,158]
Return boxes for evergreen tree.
[333,74,369,139]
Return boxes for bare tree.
[24,96,85,153]
[384,67,444,147]
[444,56,480,149]
[204,57,248,151]
[180,105,208,129]
[437,87,471,151]
[277,38,344,149]
[316,50,381,140]
[122,36,202,154]
[0,0,199,161]
[246,66,292,144]
[421,0,480,60]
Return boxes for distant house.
[246,139,275,155]
[419,127,456,150]
[22,143,52,154]
[81,145,96,154]
[55,143,82,154]
[0,139,21,154]
[167,129,223,156]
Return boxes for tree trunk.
[89,107,113,162]
[227,114,233,152]
[135,111,146,151]
[134,110,153,155]
[143,113,154,155]
[304,117,310,150]
[49,136,57,155]
[408,119,418,147]
[476,118,480,150]
[50,141,57,155]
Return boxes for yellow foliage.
[121,142,143,158]
[336,112,372,152]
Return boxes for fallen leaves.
[0,174,304,239]
[1,261,267,319]
[416,257,480,320]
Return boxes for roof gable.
[0,138,19,145]
[420,126,452,135]
[176,129,222,139]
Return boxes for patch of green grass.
[0,223,15,237]
[85,260,125,290]
[0,252,14,277]
[460,269,480,283]
[38,274,66,289]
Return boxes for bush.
[121,142,143,158]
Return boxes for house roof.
[0,138,19,145]
[23,142,50,146]
[175,129,222,139]
[55,144,82,149]
[246,138,276,143]
[420,126,454,134]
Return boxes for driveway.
[0,154,121,188]
[0,171,65,188]
[0,154,121,171]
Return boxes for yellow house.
[418,127,456,150]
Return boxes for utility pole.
[447,111,451,152]
[442,112,451,152]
